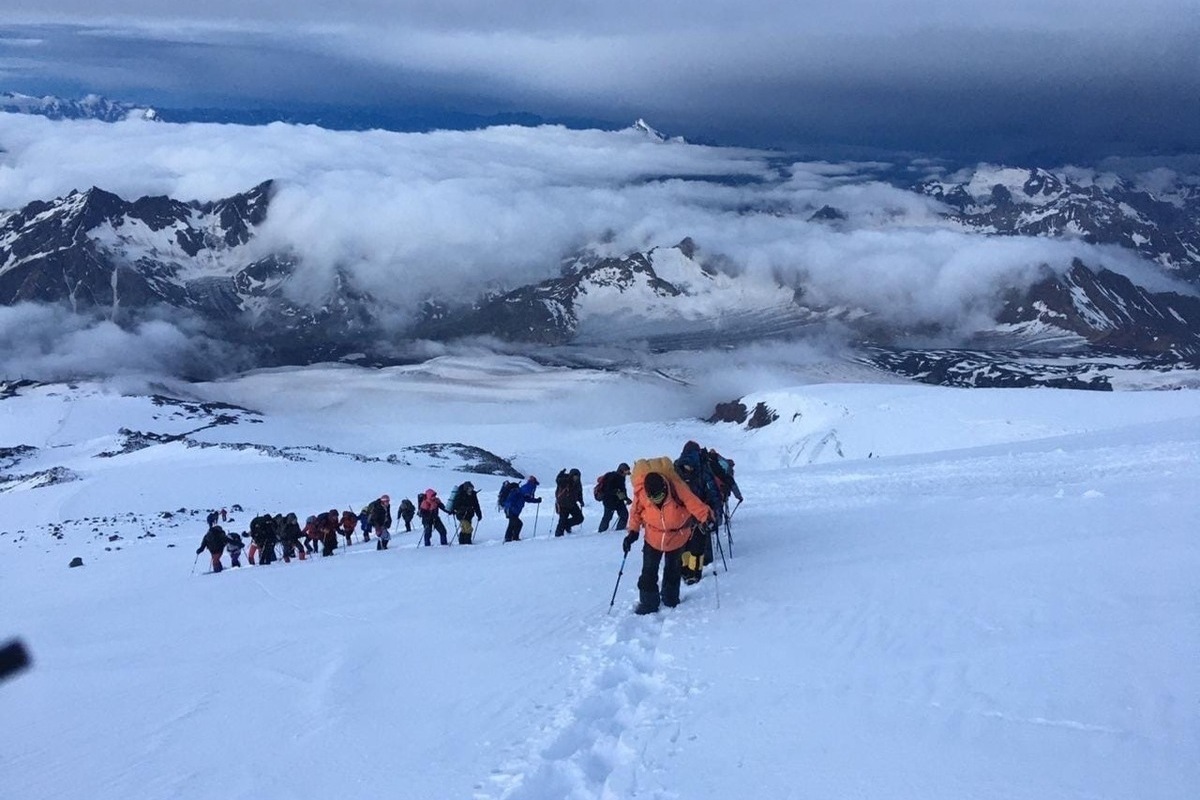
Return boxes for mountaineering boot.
[634,602,658,615]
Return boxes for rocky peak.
[917,166,1200,283]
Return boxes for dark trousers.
[422,517,448,546]
[554,505,584,536]
[401,513,414,532]
[637,543,683,612]
[504,515,523,542]
[598,500,628,532]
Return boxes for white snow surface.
[2,357,1197,800]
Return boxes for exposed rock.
[746,402,779,429]
[708,401,749,424]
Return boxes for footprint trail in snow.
[482,610,698,800]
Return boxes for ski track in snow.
[482,609,699,800]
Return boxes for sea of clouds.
[0,113,1177,380]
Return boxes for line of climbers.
[195,441,740,582]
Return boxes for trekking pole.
[720,503,729,561]
[532,503,540,539]
[190,551,200,575]
[607,552,629,614]
[710,521,728,573]
[711,560,721,609]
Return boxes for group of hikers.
[195,440,743,616]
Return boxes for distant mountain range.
[917,166,1200,284]
[0,89,616,134]
[0,92,158,122]
[0,103,1197,386]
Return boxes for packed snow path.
[485,610,696,799]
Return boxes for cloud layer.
[0,114,1163,333]
[0,2,1197,161]
[0,303,248,382]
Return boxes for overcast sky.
[1,2,1197,162]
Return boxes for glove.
[622,532,638,554]
[196,546,204,555]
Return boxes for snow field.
[1,358,1197,799]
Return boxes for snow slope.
[1,359,1197,800]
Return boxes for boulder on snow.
[68,556,84,568]
[746,401,779,429]
[708,400,748,424]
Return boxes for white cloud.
[0,303,245,380]
[0,114,1174,338]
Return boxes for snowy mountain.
[0,91,158,122]
[2,174,1199,381]
[992,260,1200,356]
[2,360,1197,799]
[0,181,272,310]
[0,181,379,363]
[622,118,685,143]
[414,239,828,346]
[918,166,1200,283]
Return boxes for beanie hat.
[644,472,668,504]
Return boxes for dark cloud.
[1,7,1196,163]
[0,303,251,381]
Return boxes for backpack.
[708,450,733,500]
[676,443,722,510]
[250,514,271,538]
[497,480,519,510]
[593,474,605,502]
[447,485,461,515]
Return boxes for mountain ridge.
[2,167,1198,384]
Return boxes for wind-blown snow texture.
[2,357,1197,800]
